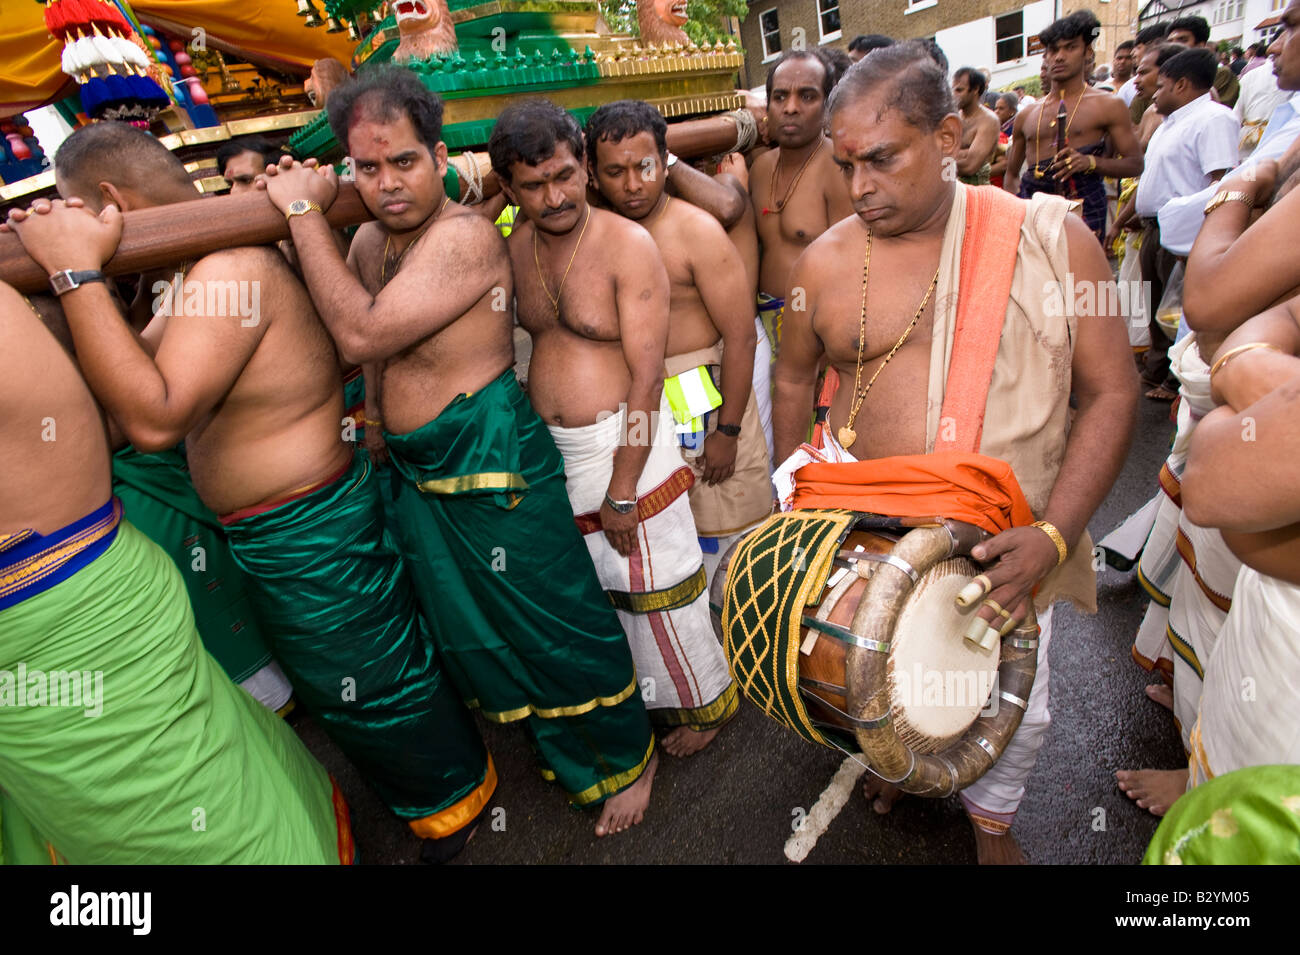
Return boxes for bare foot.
[969,820,1026,865]
[861,772,904,814]
[1116,768,1188,816]
[595,751,658,837]
[1145,683,1174,711]
[661,724,722,757]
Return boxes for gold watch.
[285,198,323,220]
[1203,191,1254,216]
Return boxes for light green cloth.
[112,445,275,686]
[0,519,346,864]
[1144,764,1300,864]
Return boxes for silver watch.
[604,492,637,515]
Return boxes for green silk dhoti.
[220,450,494,838]
[383,370,654,807]
[0,513,350,864]
[112,445,291,710]
[343,365,367,445]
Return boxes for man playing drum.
[771,42,1137,863]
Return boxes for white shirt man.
[1159,91,1300,254]
[1118,75,1139,106]
[1136,92,1240,219]
[1235,65,1292,158]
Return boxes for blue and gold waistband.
[0,498,121,611]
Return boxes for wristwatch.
[604,492,637,515]
[1203,191,1254,216]
[285,198,324,220]
[716,422,741,437]
[48,269,106,296]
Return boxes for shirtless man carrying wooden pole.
[262,70,657,837]
[6,120,494,862]
[750,50,855,356]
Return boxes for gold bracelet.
[1088,156,1097,174]
[1209,342,1282,381]
[361,416,383,429]
[1032,520,1068,566]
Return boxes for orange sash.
[934,185,1026,453]
[795,186,1031,532]
[791,451,1035,535]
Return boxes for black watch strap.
[49,269,106,296]
[716,422,741,437]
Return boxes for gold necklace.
[763,139,823,216]
[835,229,940,450]
[1035,87,1086,145]
[380,194,450,286]
[533,205,591,317]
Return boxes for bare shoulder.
[593,206,657,254]
[0,283,37,346]
[349,220,386,259]
[750,147,777,180]
[978,106,1001,130]
[1088,88,1129,117]
[417,205,509,271]
[795,215,860,280]
[191,244,288,281]
[670,195,730,243]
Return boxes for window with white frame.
[760,8,781,60]
[995,10,1024,63]
[818,0,841,41]
[1213,0,1245,23]
[907,0,937,10]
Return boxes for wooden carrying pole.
[0,186,373,295]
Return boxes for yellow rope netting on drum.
[721,509,855,748]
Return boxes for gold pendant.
[837,425,857,449]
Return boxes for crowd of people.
[2,2,1298,866]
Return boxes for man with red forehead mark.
[771,42,1136,863]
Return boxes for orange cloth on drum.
[790,450,1036,536]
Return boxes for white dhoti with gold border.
[549,395,738,731]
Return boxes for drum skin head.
[887,556,998,753]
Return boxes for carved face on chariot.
[392,0,459,61]
[653,0,689,28]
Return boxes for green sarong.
[220,450,495,837]
[1143,765,1300,864]
[0,518,349,864]
[112,445,283,702]
[383,370,654,807]
[343,365,367,445]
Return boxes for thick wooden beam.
[0,185,374,295]
[1,112,750,294]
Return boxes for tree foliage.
[599,0,749,46]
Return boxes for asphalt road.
[297,395,1185,865]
